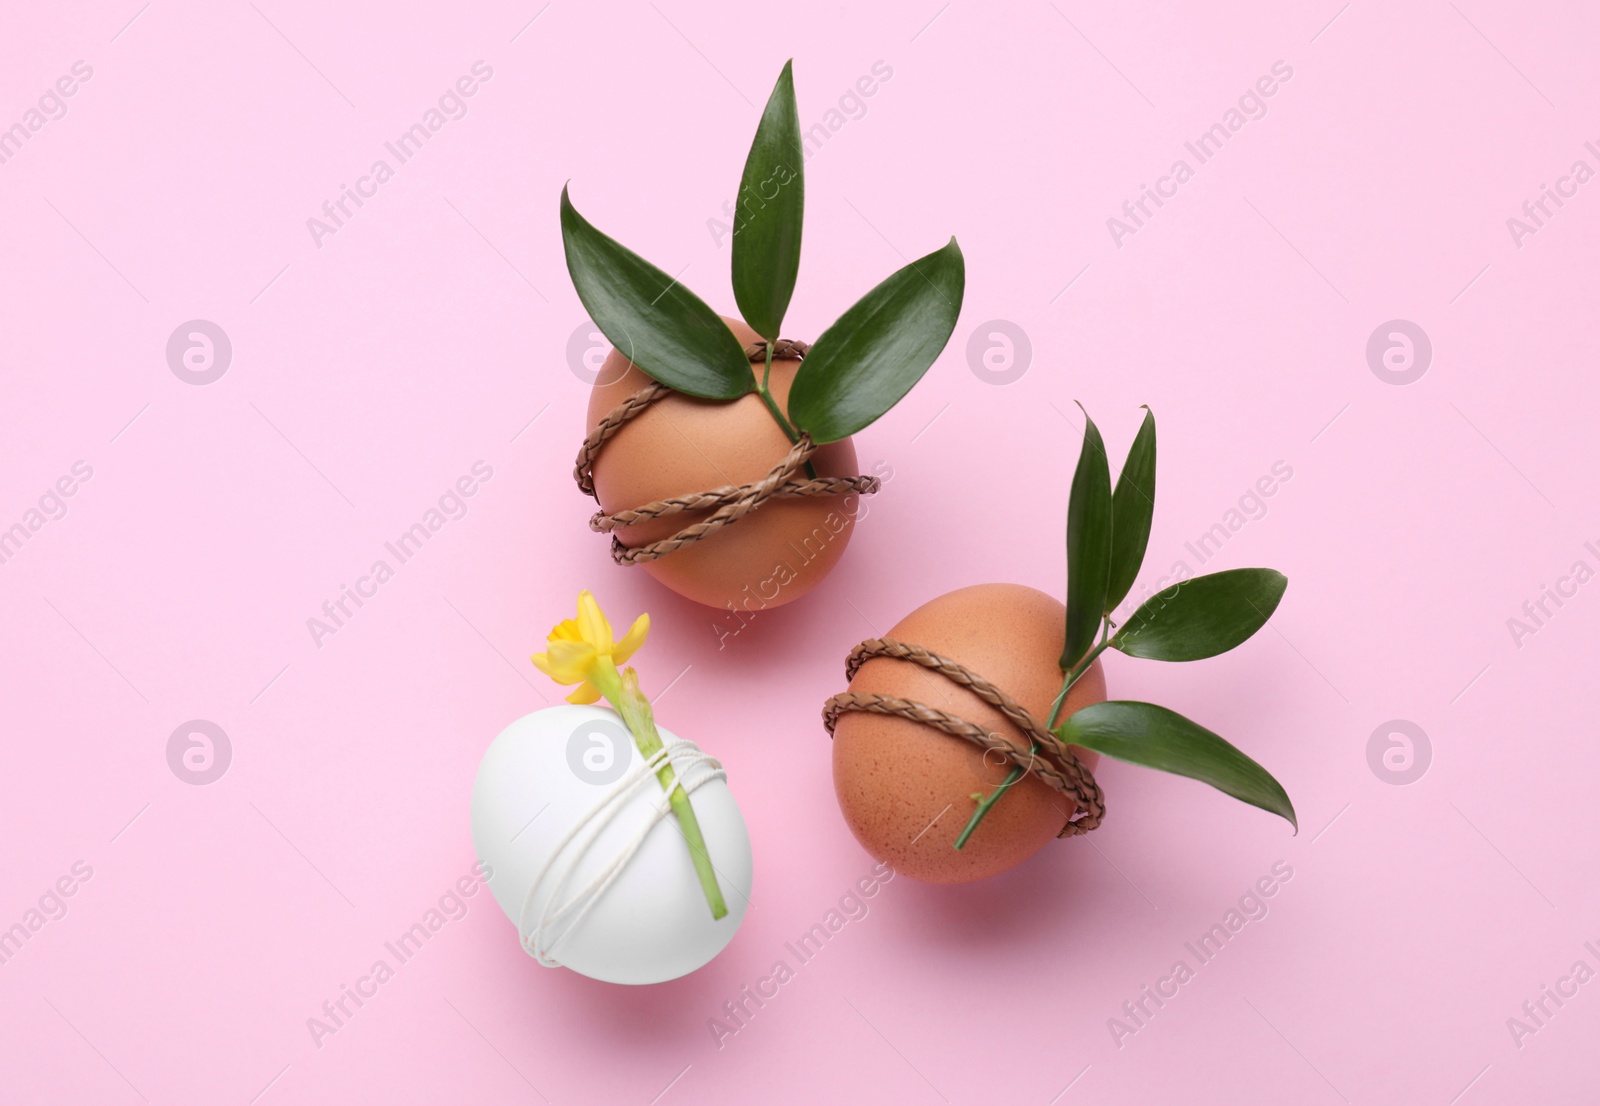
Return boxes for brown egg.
[831,583,1106,883]
[585,316,864,611]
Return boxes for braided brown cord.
[573,339,881,565]
[574,381,672,498]
[823,638,1104,837]
[592,474,880,529]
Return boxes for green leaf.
[732,60,804,342]
[1111,568,1288,661]
[560,185,752,400]
[1105,407,1156,614]
[785,238,965,443]
[1061,408,1112,669]
[1058,701,1296,830]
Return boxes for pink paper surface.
[3,3,1597,1103]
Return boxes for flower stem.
[952,617,1112,850]
[592,661,728,920]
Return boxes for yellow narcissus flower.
[526,588,725,919]
[531,590,650,704]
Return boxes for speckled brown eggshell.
[831,583,1106,884]
[585,317,863,611]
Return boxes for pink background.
[3,1,1597,1103]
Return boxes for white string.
[517,737,727,967]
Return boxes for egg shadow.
[491,910,764,1050]
[885,836,1116,956]
[611,565,816,679]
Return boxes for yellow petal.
[566,681,602,705]
[612,612,650,664]
[548,617,583,644]
[531,651,579,685]
[534,640,595,684]
[547,637,596,668]
[576,590,613,652]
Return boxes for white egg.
[471,704,752,984]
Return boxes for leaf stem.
[755,383,799,442]
[591,661,728,920]
[755,343,818,479]
[953,616,1112,850]
[1047,629,1113,730]
[953,761,1027,850]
